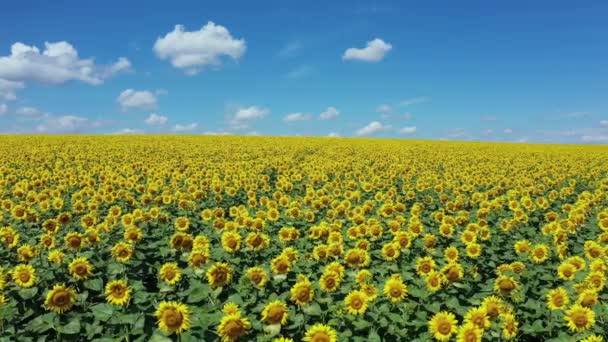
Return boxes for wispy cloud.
[400,96,431,106]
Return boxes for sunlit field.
[1,136,608,341]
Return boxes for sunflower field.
[1,136,608,341]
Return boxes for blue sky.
[1,0,608,143]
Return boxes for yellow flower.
[223,302,240,315]
[577,289,598,307]
[494,275,518,296]
[429,311,458,341]
[44,284,77,314]
[425,271,446,293]
[68,257,94,280]
[500,313,518,339]
[246,266,268,288]
[221,231,241,253]
[11,264,36,288]
[105,279,131,306]
[47,250,65,265]
[319,271,341,293]
[207,262,232,288]
[64,232,85,251]
[381,242,400,261]
[174,216,190,232]
[271,255,291,275]
[530,244,549,263]
[344,290,368,315]
[580,334,604,342]
[261,300,288,325]
[290,279,314,306]
[465,243,482,259]
[159,262,182,285]
[416,256,436,276]
[546,287,569,311]
[302,323,338,342]
[557,262,576,281]
[564,304,595,332]
[111,241,134,262]
[456,323,482,342]
[217,313,251,342]
[361,283,378,301]
[464,306,490,330]
[188,249,209,268]
[383,274,408,303]
[154,301,191,335]
[482,295,506,320]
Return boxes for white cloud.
[16,106,48,118]
[144,113,168,126]
[0,78,23,100]
[172,123,198,132]
[278,41,302,58]
[600,120,608,127]
[503,128,513,134]
[483,128,494,136]
[0,103,6,115]
[447,128,466,138]
[285,65,315,79]
[153,22,246,75]
[582,135,608,143]
[116,89,157,111]
[343,38,392,62]
[319,106,339,120]
[400,96,431,106]
[376,104,392,113]
[381,112,412,120]
[283,112,311,122]
[203,130,232,135]
[114,128,144,135]
[328,132,340,137]
[229,105,269,129]
[35,115,101,133]
[356,121,390,136]
[0,41,130,86]
[399,126,417,134]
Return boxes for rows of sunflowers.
[1,136,608,341]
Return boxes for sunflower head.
[68,257,94,280]
[261,300,289,325]
[564,304,595,332]
[207,262,233,288]
[546,287,569,311]
[302,323,338,342]
[159,262,182,285]
[290,279,314,306]
[218,313,251,342]
[383,274,408,303]
[11,264,36,288]
[105,279,131,306]
[44,284,77,314]
[344,290,368,315]
[154,301,191,335]
[429,311,458,341]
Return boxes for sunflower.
[39,233,56,249]
[47,250,65,265]
[159,262,182,285]
[577,289,598,307]
[584,271,606,290]
[429,311,458,341]
[456,323,482,342]
[271,255,291,275]
[530,244,549,263]
[579,335,604,342]
[319,271,341,293]
[64,232,84,251]
[207,262,233,288]
[564,304,595,332]
[464,306,490,330]
[444,246,459,262]
[17,244,38,262]
[68,257,94,280]
[302,324,338,342]
[217,313,251,342]
[465,243,482,259]
[500,313,518,339]
[567,256,587,271]
[124,226,143,243]
[111,242,134,262]
[246,266,268,288]
[344,290,368,315]
[223,302,241,315]
[513,240,530,254]
[245,232,270,251]
[383,274,408,303]
[344,248,370,268]
[105,279,131,306]
[355,269,372,284]
[442,262,464,283]
[425,271,446,293]
[494,275,518,296]
[154,301,191,335]
[273,338,294,342]
[11,264,36,288]
[290,278,314,306]
[546,287,569,311]
[174,217,190,232]
[221,231,241,253]
[557,262,577,281]
[44,284,77,314]
[482,296,506,320]
[261,300,288,325]
[188,249,209,268]
[381,242,400,261]
[361,283,378,301]
[416,256,436,276]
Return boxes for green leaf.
[91,303,114,322]
[187,284,209,303]
[368,330,381,342]
[149,330,172,342]
[57,318,81,334]
[302,302,322,316]
[18,287,39,300]
[84,278,103,292]
[27,313,55,333]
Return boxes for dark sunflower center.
[52,291,69,306]
[162,309,183,328]
[438,320,451,334]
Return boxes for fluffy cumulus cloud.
[114,128,144,135]
[376,104,392,113]
[0,41,130,87]
[319,106,339,120]
[0,78,23,101]
[16,106,48,118]
[328,132,340,137]
[116,89,157,111]
[399,126,417,134]
[356,121,390,136]
[283,112,311,122]
[144,113,168,126]
[343,38,392,62]
[228,105,269,130]
[600,120,608,127]
[172,123,198,132]
[36,115,102,133]
[154,22,246,75]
